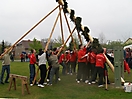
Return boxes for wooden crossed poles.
[0,4,79,85]
[32,5,78,85]
[0,1,124,86]
[0,5,60,59]
[57,0,125,83]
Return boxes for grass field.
[0,61,132,99]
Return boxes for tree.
[102,40,123,49]
[99,32,106,44]
[68,34,80,50]
[29,38,42,53]
[0,40,11,54]
[53,36,65,48]
[1,40,5,53]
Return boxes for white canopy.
[124,44,132,50]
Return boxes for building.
[124,38,132,45]
[123,38,132,50]
[13,39,53,59]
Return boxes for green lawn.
[0,61,132,99]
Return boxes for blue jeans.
[29,64,36,84]
[0,65,10,83]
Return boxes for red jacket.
[89,52,96,64]
[124,60,130,74]
[70,52,77,62]
[66,53,70,63]
[20,54,24,58]
[58,54,65,63]
[29,53,36,64]
[96,53,106,68]
[78,47,87,62]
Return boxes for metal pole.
[114,46,124,88]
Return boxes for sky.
[0,0,132,45]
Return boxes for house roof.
[124,38,132,44]
[17,40,45,48]
[17,40,33,48]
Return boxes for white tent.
[124,44,132,50]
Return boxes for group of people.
[124,48,132,69]
[20,52,30,62]
[28,42,113,88]
[75,44,110,87]
[1,44,131,88]
[28,48,60,87]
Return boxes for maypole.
[56,0,125,83]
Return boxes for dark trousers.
[85,62,91,80]
[60,62,66,75]
[70,62,76,73]
[90,63,96,81]
[104,64,110,83]
[66,62,70,73]
[77,62,86,81]
[96,67,104,85]
[0,65,10,83]
[29,64,36,84]
[39,64,47,84]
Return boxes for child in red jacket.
[95,49,106,87]
[124,60,130,74]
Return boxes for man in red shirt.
[65,50,71,74]
[88,49,97,84]
[58,52,66,75]
[76,44,87,83]
[94,49,106,87]
[20,53,24,62]
[29,49,37,86]
[70,49,77,75]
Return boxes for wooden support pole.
[105,72,108,90]
[104,54,125,83]
[58,0,64,5]
[57,27,76,56]
[63,13,76,49]
[25,83,30,95]
[9,77,16,91]
[77,31,83,45]
[22,80,24,95]
[59,5,64,44]
[34,7,61,84]
[56,0,125,83]
[32,67,40,85]
[0,5,59,59]
[44,8,61,52]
